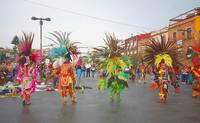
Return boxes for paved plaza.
[1,77,200,123]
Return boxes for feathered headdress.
[18,32,33,56]
[155,53,172,68]
[93,34,125,59]
[17,33,41,66]
[47,31,80,67]
[30,50,42,64]
[144,36,181,68]
[47,31,80,56]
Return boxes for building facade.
[125,33,151,60]
[124,7,200,66]
[151,26,168,42]
[168,7,200,55]
[124,36,136,56]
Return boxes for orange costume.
[159,82,168,103]
[158,62,168,103]
[58,63,76,103]
[171,67,180,93]
[191,67,200,97]
[186,45,200,98]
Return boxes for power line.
[24,0,153,31]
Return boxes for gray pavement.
[1,76,200,123]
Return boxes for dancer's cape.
[59,63,75,88]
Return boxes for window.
[176,40,183,52]
[173,32,176,41]
[130,42,133,49]
[133,41,137,48]
[127,43,130,50]
[182,31,185,39]
[161,35,166,41]
[187,28,192,39]
[130,51,133,55]
[134,51,137,54]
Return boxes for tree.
[11,35,19,52]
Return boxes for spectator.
[81,65,86,78]
[91,65,96,78]
[136,67,141,81]
[181,69,188,84]
[86,64,91,77]
[76,65,83,89]
[11,62,18,81]
[187,66,193,85]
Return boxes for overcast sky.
[0,0,199,52]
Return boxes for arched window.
[187,28,192,39]
[173,32,177,41]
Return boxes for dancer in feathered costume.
[94,34,132,101]
[48,31,79,104]
[58,60,77,103]
[140,63,146,83]
[144,36,181,103]
[186,41,200,98]
[16,33,41,105]
[170,66,180,93]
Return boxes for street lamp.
[31,16,51,57]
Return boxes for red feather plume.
[18,33,34,56]
[30,50,42,64]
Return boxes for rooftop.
[169,7,200,24]
[125,33,152,42]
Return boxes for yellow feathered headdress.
[144,35,181,67]
[155,53,172,68]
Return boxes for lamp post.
[31,16,51,57]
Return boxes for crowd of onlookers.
[0,60,98,88]
[0,61,18,85]
[0,60,195,87]
[127,65,194,85]
[76,64,96,78]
